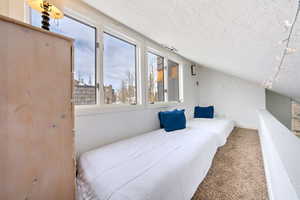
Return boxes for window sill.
[75,102,184,116]
[146,102,183,109]
[75,104,144,116]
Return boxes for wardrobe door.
[0,17,75,200]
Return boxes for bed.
[77,118,235,200]
[188,118,235,146]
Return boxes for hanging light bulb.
[262,80,267,88]
[286,47,297,54]
[263,79,273,89]
[266,80,273,89]
[284,20,293,29]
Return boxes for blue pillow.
[194,106,214,118]
[161,110,186,132]
[158,109,177,128]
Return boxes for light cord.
[265,0,300,88]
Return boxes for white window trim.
[24,4,31,24]
[166,57,184,103]
[102,27,142,106]
[25,6,184,115]
[146,47,184,105]
[76,104,144,116]
[64,10,101,107]
[76,102,183,116]
[103,26,140,48]
[145,101,183,109]
[145,47,166,105]
[63,8,105,107]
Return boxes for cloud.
[103,33,136,89]
[31,10,137,88]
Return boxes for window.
[31,10,97,105]
[167,60,180,102]
[103,32,137,105]
[147,52,165,103]
[30,9,182,109]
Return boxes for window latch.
[96,42,100,49]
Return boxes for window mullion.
[164,57,169,102]
[98,28,105,106]
[141,44,147,106]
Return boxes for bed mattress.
[77,118,235,200]
[188,118,235,146]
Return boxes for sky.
[32,10,137,90]
[103,33,136,90]
[32,10,175,93]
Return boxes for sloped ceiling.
[84,0,300,101]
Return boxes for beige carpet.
[192,128,268,200]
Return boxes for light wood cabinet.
[292,101,300,136]
[0,15,75,199]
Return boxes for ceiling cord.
[265,0,300,89]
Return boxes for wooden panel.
[292,118,300,131]
[292,102,300,118]
[0,17,75,200]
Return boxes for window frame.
[146,47,183,106]
[146,49,166,105]
[101,27,142,107]
[26,7,184,115]
[166,58,182,103]
[67,15,99,106]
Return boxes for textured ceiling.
[84,0,300,101]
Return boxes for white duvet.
[77,118,234,200]
[188,118,235,146]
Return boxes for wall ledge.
[258,109,300,200]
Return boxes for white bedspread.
[188,118,235,146]
[77,118,234,200]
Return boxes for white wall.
[258,110,300,200]
[197,67,266,129]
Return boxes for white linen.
[77,118,234,200]
[188,118,235,146]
